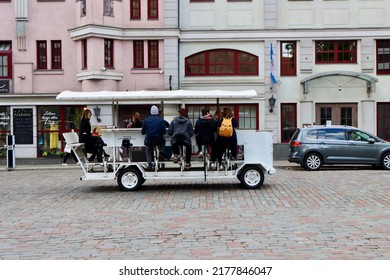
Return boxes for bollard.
[6,135,15,170]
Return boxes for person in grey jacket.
[168,108,194,169]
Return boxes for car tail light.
[290,140,302,147]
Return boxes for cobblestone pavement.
[0,165,389,260]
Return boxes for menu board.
[13,108,33,144]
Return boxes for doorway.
[315,103,357,127]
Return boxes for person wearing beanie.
[150,105,159,115]
[141,105,167,170]
[168,108,194,170]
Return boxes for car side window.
[348,130,376,142]
[348,131,361,141]
[325,129,346,140]
[306,129,325,140]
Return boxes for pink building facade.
[0,0,180,158]
[2,0,390,160]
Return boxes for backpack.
[218,117,233,137]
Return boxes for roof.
[56,89,258,102]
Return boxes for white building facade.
[1,0,390,159]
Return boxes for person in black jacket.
[79,109,101,162]
[194,107,217,161]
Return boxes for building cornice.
[180,28,390,42]
[69,24,181,40]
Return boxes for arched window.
[185,49,258,76]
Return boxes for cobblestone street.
[0,166,389,260]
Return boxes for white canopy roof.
[56,89,258,101]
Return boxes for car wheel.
[303,153,322,171]
[381,152,390,170]
[238,165,264,189]
[117,167,143,191]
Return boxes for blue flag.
[270,43,278,84]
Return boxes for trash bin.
[6,135,15,170]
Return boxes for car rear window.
[290,129,300,140]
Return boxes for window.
[280,41,296,76]
[148,40,159,68]
[148,0,158,19]
[340,107,352,126]
[238,105,257,129]
[51,40,62,69]
[103,0,113,16]
[320,107,332,125]
[130,0,140,19]
[104,39,114,68]
[82,39,87,69]
[187,104,258,130]
[377,40,390,74]
[315,40,357,63]
[185,49,258,76]
[377,103,390,141]
[281,103,297,143]
[133,41,144,68]
[37,41,47,70]
[0,42,12,79]
[37,105,84,157]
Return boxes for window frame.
[315,40,357,64]
[280,103,297,143]
[104,39,114,68]
[148,0,158,19]
[133,40,144,68]
[377,102,390,141]
[51,40,62,70]
[376,39,390,75]
[36,40,48,70]
[130,0,141,19]
[148,40,159,68]
[280,41,297,76]
[0,41,12,79]
[185,49,258,76]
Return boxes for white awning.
[56,89,258,101]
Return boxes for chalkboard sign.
[13,108,33,144]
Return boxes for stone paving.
[0,165,389,260]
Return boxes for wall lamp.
[268,94,276,113]
[93,106,101,122]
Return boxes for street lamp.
[268,94,276,113]
[93,106,101,122]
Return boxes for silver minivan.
[288,126,390,170]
